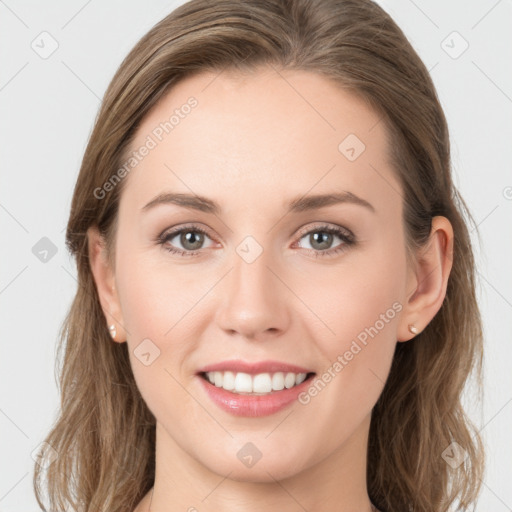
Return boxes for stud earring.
[109,324,117,339]
[408,324,419,335]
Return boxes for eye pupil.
[310,232,332,250]
[181,231,204,250]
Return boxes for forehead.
[119,66,400,218]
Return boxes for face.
[105,67,413,482]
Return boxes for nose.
[215,243,291,341]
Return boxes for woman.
[33,0,485,511]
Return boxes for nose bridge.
[233,237,273,295]
[215,235,290,338]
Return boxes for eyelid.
[158,222,217,241]
[295,221,353,239]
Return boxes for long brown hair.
[33,1,485,510]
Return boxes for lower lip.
[197,373,315,417]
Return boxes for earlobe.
[398,216,454,342]
[87,226,127,343]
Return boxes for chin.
[201,453,308,483]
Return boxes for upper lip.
[196,359,314,375]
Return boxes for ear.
[397,216,454,342]
[87,226,127,343]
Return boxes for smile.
[200,370,314,395]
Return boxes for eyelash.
[156,223,356,258]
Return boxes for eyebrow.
[141,191,376,215]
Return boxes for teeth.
[234,372,252,393]
[222,371,235,390]
[204,371,309,394]
[284,372,296,389]
[272,372,285,391]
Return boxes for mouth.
[198,370,317,396]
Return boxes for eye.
[157,225,216,256]
[294,224,355,257]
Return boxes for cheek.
[307,239,404,339]
[116,245,207,340]
[113,236,227,391]
[302,238,406,398]
[113,249,195,403]
[294,265,403,447]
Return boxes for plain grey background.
[1,0,511,510]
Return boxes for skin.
[88,66,454,512]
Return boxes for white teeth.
[284,372,296,389]
[253,373,272,393]
[222,371,235,390]
[204,371,310,394]
[296,372,307,385]
[271,372,285,390]
[234,372,253,393]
